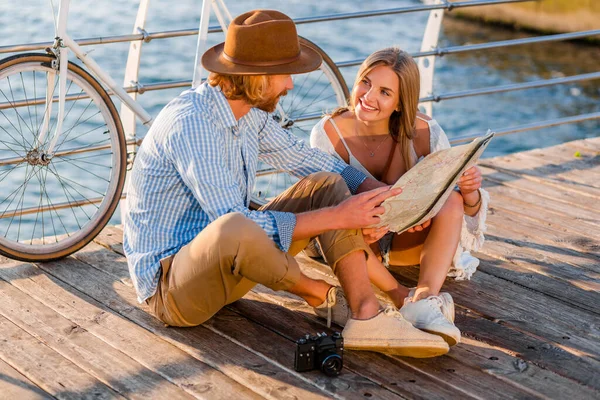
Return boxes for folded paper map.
[374,130,494,233]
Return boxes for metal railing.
[0,0,535,54]
[1,1,598,169]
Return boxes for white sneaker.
[313,286,351,328]
[342,306,449,358]
[400,295,461,346]
[408,288,455,323]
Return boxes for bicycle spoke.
[7,76,29,145]
[30,166,45,244]
[40,166,67,242]
[0,164,36,214]
[287,72,313,112]
[46,165,85,230]
[53,110,104,151]
[20,72,36,143]
[0,123,30,160]
[56,121,108,150]
[6,76,36,143]
[292,82,333,118]
[47,162,95,223]
[3,164,36,238]
[47,161,106,199]
[55,155,112,170]
[54,156,111,183]
[44,79,76,149]
[0,162,27,184]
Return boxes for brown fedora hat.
[201,10,322,75]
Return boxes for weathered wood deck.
[0,137,599,399]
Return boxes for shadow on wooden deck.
[0,137,598,399]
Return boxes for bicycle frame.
[38,0,153,157]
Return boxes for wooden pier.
[0,137,598,399]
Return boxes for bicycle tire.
[0,53,126,261]
[251,37,349,207]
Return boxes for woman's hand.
[407,219,431,233]
[362,226,389,244]
[458,166,482,195]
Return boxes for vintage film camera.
[294,332,343,377]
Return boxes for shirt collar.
[202,82,238,129]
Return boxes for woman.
[310,47,489,346]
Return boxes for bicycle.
[0,0,349,261]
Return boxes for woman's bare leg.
[365,245,410,308]
[390,191,464,301]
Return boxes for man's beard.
[254,89,288,113]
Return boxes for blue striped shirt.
[124,82,367,302]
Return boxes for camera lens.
[320,354,343,377]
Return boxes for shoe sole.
[423,329,460,347]
[344,341,449,358]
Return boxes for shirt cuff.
[267,210,296,252]
[340,165,368,194]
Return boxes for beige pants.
[148,172,369,327]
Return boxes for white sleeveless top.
[309,114,490,281]
[310,115,451,171]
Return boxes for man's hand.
[457,166,482,195]
[334,186,402,230]
[362,226,390,244]
[407,219,431,233]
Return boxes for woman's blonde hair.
[333,47,421,171]
[207,73,272,105]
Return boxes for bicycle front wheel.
[251,37,349,207]
[0,53,126,261]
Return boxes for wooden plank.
[0,278,196,400]
[0,259,263,400]
[481,151,600,197]
[32,253,343,399]
[228,291,537,400]
[11,246,400,400]
[90,230,530,399]
[387,263,600,392]
[484,207,600,273]
[0,358,52,400]
[208,309,409,400]
[0,315,123,400]
[295,255,600,397]
[476,234,600,314]
[486,190,600,239]
[479,166,598,212]
[511,147,600,188]
[484,184,600,227]
[485,204,600,269]
[563,137,600,153]
[95,227,600,396]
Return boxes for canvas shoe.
[400,294,461,346]
[408,288,455,323]
[313,286,351,328]
[342,306,449,358]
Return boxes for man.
[124,9,448,357]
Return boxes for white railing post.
[120,0,151,224]
[192,0,214,89]
[418,0,445,117]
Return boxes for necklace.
[353,122,390,157]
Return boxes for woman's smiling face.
[352,65,400,124]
